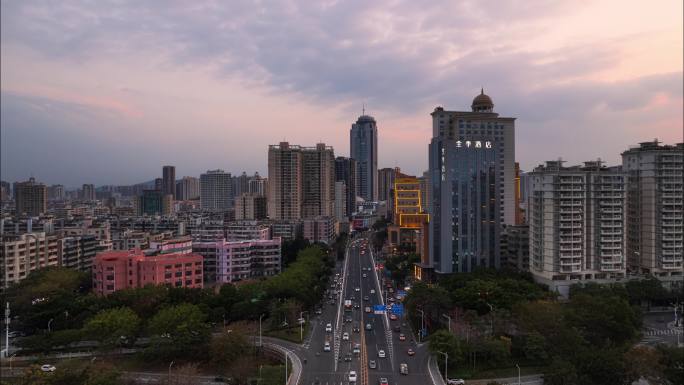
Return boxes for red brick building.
[92,250,203,295]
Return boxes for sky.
[1,0,682,187]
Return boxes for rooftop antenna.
[362,103,366,115]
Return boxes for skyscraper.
[622,140,683,284]
[82,184,96,201]
[267,142,335,220]
[334,181,347,221]
[248,173,268,196]
[162,165,176,199]
[335,156,357,217]
[350,114,378,202]
[528,160,627,297]
[175,176,200,200]
[15,177,47,216]
[200,170,233,212]
[428,90,515,274]
[378,167,396,203]
[235,193,268,220]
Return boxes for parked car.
[447,380,466,385]
[40,365,56,373]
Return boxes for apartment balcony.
[559,265,582,273]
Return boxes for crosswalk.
[644,329,683,336]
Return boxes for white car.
[355,287,360,292]
[324,342,331,351]
[370,289,375,294]
[40,365,56,372]
[325,323,332,333]
[362,273,367,278]
[378,349,386,358]
[342,332,350,341]
[348,371,358,383]
[447,380,466,385]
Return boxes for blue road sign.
[397,290,407,298]
[373,305,386,315]
[391,303,404,316]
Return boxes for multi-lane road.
[299,236,433,385]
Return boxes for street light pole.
[442,314,452,333]
[438,351,448,382]
[48,318,54,333]
[3,302,9,358]
[417,309,425,343]
[516,363,521,385]
[259,313,266,348]
[168,360,175,383]
[284,350,288,385]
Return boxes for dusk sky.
[2,0,682,187]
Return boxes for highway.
[300,235,432,385]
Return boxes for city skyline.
[2,0,683,187]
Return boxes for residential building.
[92,250,203,295]
[154,178,163,191]
[419,171,430,215]
[248,172,268,196]
[15,178,47,216]
[176,176,200,201]
[350,114,378,201]
[335,156,358,217]
[622,140,683,285]
[378,167,395,204]
[225,221,271,241]
[48,184,65,201]
[1,232,59,289]
[528,160,627,297]
[235,193,268,220]
[303,217,335,244]
[217,238,281,283]
[428,90,515,274]
[501,224,529,272]
[148,236,193,255]
[200,169,233,212]
[0,181,10,202]
[270,220,302,240]
[301,143,336,218]
[59,235,104,272]
[138,190,173,216]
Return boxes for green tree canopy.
[147,303,210,360]
[82,307,141,349]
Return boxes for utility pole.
[259,313,266,348]
[3,302,9,358]
[438,351,449,382]
[442,314,452,333]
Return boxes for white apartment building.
[622,141,683,286]
[1,232,60,289]
[529,160,627,297]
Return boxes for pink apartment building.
[92,249,203,295]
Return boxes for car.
[353,344,361,354]
[447,380,466,385]
[353,324,360,332]
[390,314,398,321]
[393,325,401,332]
[370,289,375,294]
[355,287,360,292]
[378,349,386,358]
[325,323,332,332]
[342,332,350,341]
[363,296,369,301]
[365,306,371,313]
[369,360,377,369]
[315,308,322,315]
[362,273,367,278]
[40,365,56,372]
[345,317,353,323]
[399,333,406,341]
[354,303,360,309]
[407,348,415,356]
[366,323,372,330]
[323,342,331,351]
[379,377,389,385]
[348,371,357,383]
[344,354,352,362]
[400,363,409,375]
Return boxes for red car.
[407,348,415,356]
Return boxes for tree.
[82,307,140,350]
[404,282,452,335]
[656,345,684,385]
[521,331,548,363]
[575,348,627,385]
[428,329,463,367]
[147,303,210,360]
[211,330,251,365]
[544,358,578,385]
[624,345,664,384]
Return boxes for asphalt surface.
[300,236,432,385]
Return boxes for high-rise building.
[138,190,173,216]
[162,166,176,199]
[514,162,524,225]
[622,140,683,284]
[378,167,395,203]
[248,173,268,196]
[419,170,430,214]
[200,170,233,212]
[154,178,163,191]
[48,184,65,201]
[235,193,268,220]
[234,172,250,196]
[268,142,336,220]
[335,157,357,217]
[15,178,47,216]
[0,181,10,202]
[82,184,96,201]
[175,176,200,200]
[301,143,336,218]
[428,90,515,274]
[335,181,347,221]
[59,235,104,272]
[528,160,627,297]
[350,114,378,201]
[393,170,428,228]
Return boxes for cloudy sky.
[1,0,682,187]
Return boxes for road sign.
[397,290,407,298]
[373,305,386,315]
[391,303,404,316]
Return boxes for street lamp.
[417,309,425,343]
[442,314,452,333]
[516,363,521,385]
[299,311,309,342]
[437,351,449,382]
[259,313,266,348]
[47,318,54,333]
[168,360,175,383]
